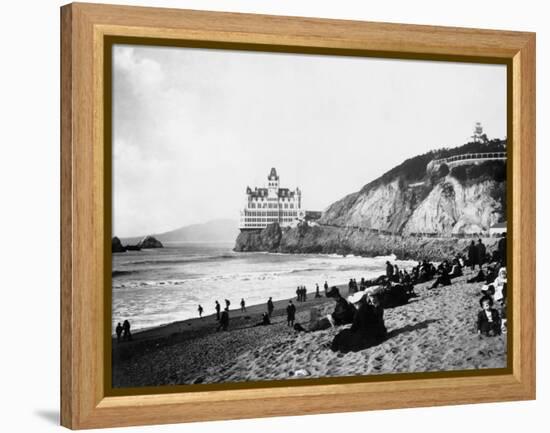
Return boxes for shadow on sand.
[387,319,440,339]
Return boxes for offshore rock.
[138,235,164,249]
[112,236,127,253]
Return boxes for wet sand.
[112,270,507,388]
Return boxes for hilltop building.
[239,168,305,230]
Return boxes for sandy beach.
[112,269,507,388]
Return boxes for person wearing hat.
[331,287,387,353]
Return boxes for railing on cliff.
[431,151,507,167]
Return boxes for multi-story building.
[239,168,304,230]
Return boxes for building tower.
[267,167,279,199]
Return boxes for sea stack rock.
[138,235,164,249]
[112,236,126,253]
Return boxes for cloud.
[111,45,506,237]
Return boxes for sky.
[112,44,506,237]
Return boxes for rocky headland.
[235,139,507,260]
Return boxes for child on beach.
[477,295,501,337]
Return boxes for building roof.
[246,186,298,199]
[490,222,507,229]
[268,167,279,181]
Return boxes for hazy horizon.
[112,45,506,237]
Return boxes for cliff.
[234,140,506,260]
[234,222,499,261]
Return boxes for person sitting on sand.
[477,295,501,337]
[449,259,463,278]
[429,267,451,289]
[122,319,132,341]
[115,322,123,343]
[198,304,203,318]
[218,307,229,331]
[286,300,296,327]
[467,268,487,283]
[215,300,221,321]
[267,297,274,317]
[254,312,271,327]
[305,287,356,332]
[330,288,387,353]
[240,298,246,312]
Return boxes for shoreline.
[113,270,507,388]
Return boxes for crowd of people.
[117,236,507,352]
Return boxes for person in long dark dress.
[218,308,229,331]
[477,239,487,269]
[315,283,321,298]
[122,319,132,341]
[330,290,387,353]
[267,297,274,317]
[286,300,296,327]
[468,240,478,271]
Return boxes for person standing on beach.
[198,304,204,318]
[286,300,296,327]
[477,239,487,269]
[267,297,274,317]
[115,322,123,343]
[225,299,231,310]
[324,281,329,296]
[240,298,246,312]
[296,287,301,301]
[215,300,221,321]
[468,240,478,271]
[218,308,229,331]
[315,283,321,298]
[122,319,132,341]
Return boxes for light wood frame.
[61,2,536,429]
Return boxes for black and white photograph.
[110,45,508,388]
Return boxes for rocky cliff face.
[235,141,506,259]
[234,222,499,261]
[320,172,505,235]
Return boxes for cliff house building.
[239,168,305,230]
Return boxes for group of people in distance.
[115,319,132,343]
[187,235,506,352]
[296,286,308,302]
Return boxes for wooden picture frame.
[60,2,536,429]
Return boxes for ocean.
[112,242,415,332]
